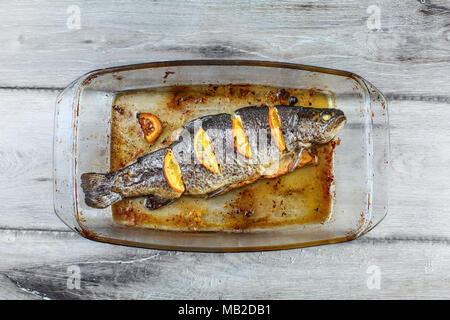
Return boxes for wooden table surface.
[1,0,449,299]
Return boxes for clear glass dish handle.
[53,78,81,232]
[355,75,390,236]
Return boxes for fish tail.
[81,173,122,208]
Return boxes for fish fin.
[288,148,317,172]
[81,173,122,208]
[288,148,304,172]
[206,184,232,198]
[207,174,262,198]
[145,195,175,210]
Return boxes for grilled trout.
[81,105,346,209]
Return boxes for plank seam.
[0,228,449,244]
[0,87,448,103]
[0,227,73,233]
[358,236,450,245]
[0,86,63,91]
[384,93,450,103]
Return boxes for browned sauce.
[110,84,336,232]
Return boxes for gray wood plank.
[0,275,42,300]
[1,88,450,239]
[369,96,450,239]
[0,89,64,230]
[0,230,448,299]
[0,0,449,96]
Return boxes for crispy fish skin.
[81,147,181,209]
[81,105,346,209]
[171,113,261,196]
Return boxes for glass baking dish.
[53,60,389,252]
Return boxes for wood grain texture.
[0,0,449,299]
[0,0,449,95]
[369,97,450,239]
[0,230,449,299]
[0,89,64,231]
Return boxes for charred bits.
[276,88,290,101]
[163,71,175,79]
[289,96,298,105]
[231,189,255,218]
[112,105,124,114]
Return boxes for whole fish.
[81,105,346,209]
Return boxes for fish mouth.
[326,114,346,141]
[331,115,347,131]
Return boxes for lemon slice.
[268,107,286,152]
[232,115,252,159]
[163,149,185,193]
[137,113,162,144]
[193,128,221,174]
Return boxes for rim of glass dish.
[56,59,390,252]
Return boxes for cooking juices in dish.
[96,84,344,232]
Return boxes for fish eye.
[321,113,331,122]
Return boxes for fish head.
[297,107,346,144]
